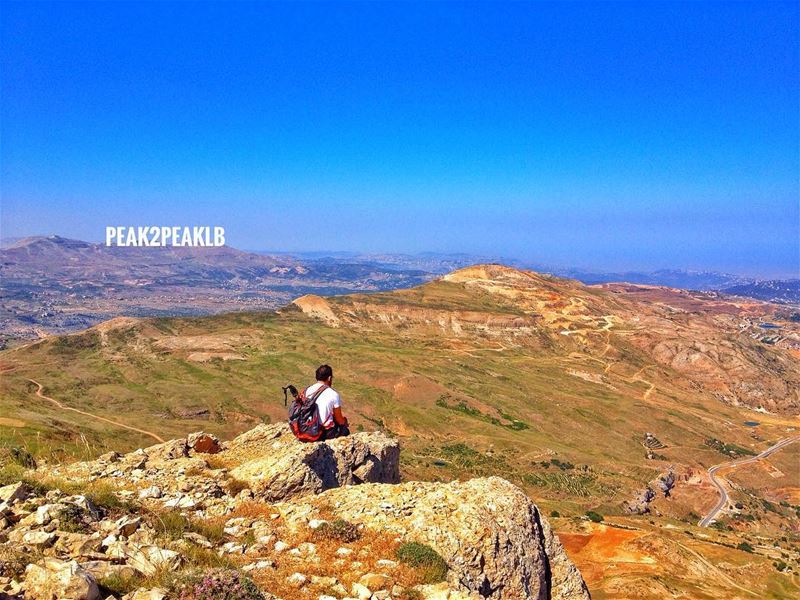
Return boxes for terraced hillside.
[1,265,799,597]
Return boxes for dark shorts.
[319,423,350,441]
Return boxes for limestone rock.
[126,546,182,576]
[146,439,188,461]
[286,477,589,600]
[229,425,400,501]
[23,558,101,600]
[122,589,167,600]
[138,486,162,499]
[0,482,30,505]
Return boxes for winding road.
[699,435,800,527]
[28,378,165,444]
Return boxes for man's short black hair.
[316,364,333,382]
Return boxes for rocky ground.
[0,425,588,599]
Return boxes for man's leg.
[320,423,350,440]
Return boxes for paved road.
[28,378,165,444]
[699,435,800,527]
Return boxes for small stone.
[181,532,211,548]
[123,589,168,600]
[35,504,59,525]
[138,486,162,499]
[274,540,290,553]
[376,559,398,569]
[242,559,275,572]
[297,542,317,555]
[219,542,245,555]
[310,575,337,587]
[163,495,196,509]
[358,573,391,591]
[115,515,141,537]
[350,582,372,600]
[287,572,307,587]
[23,530,57,547]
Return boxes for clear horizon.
[2,2,798,278]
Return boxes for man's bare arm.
[333,406,348,425]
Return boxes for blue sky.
[1,1,797,276]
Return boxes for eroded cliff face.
[279,477,589,600]
[1,425,589,599]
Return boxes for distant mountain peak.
[8,235,91,249]
[444,263,549,283]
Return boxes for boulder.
[229,425,400,502]
[283,477,589,600]
[187,431,221,454]
[23,558,101,600]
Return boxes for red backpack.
[287,384,328,442]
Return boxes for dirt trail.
[28,378,165,444]
[675,541,758,597]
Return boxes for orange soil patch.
[558,525,656,587]
[559,532,592,554]
[0,417,26,427]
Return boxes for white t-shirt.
[305,382,341,428]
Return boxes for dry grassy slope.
[3,264,800,598]
[1,265,798,513]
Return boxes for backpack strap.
[304,384,328,402]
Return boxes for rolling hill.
[1,264,799,597]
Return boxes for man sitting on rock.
[307,364,350,440]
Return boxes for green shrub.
[8,447,37,469]
[84,483,138,515]
[737,541,754,553]
[312,519,361,543]
[550,510,561,518]
[57,504,87,533]
[396,542,448,584]
[585,511,604,523]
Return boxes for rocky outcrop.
[229,424,400,501]
[279,477,589,600]
[1,424,587,599]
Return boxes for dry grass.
[226,501,279,520]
